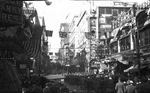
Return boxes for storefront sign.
[0,1,23,27]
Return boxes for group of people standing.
[21,75,69,93]
[115,76,150,93]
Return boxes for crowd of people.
[21,75,69,93]
[64,73,116,93]
[64,73,150,93]
[18,72,150,93]
[115,76,150,93]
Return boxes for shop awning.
[111,54,129,65]
[124,64,148,72]
[124,65,134,72]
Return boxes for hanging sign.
[0,1,23,27]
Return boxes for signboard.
[0,1,23,27]
[89,17,97,60]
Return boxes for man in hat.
[125,80,137,93]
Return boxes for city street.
[44,74,87,93]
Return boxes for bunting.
[22,12,42,59]
[22,26,42,58]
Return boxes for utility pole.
[136,23,141,78]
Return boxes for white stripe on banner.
[23,37,41,58]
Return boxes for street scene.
[1,0,150,93]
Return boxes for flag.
[22,13,42,58]
[46,30,53,37]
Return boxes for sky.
[31,0,147,53]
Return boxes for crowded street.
[1,0,150,93]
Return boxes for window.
[99,8,105,15]
[140,29,150,47]
[112,9,118,16]
[106,8,111,14]
[140,32,144,47]
[144,29,149,45]
[120,36,130,51]
[110,42,118,54]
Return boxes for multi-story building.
[97,2,134,61]
[59,23,70,65]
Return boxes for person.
[115,77,126,93]
[43,82,52,93]
[135,77,150,93]
[60,85,69,93]
[125,80,137,93]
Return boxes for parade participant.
[115,77,126,93]
[135,77,150,93]
[125,80,137,93]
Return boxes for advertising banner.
[0,1,23,27]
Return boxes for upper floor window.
[110,41,118,54]
[140,29,150,47]
[112,9,118,16]
[120,36,130,52]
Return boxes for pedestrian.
[60,85,69,93]
[43,82,52,93]
[135,76,150,93]
[125,80,137,93]
[115,77,126,93]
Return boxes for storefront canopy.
[124,64,148,73]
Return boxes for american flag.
[22,25,42,58]
[22,12,42,59]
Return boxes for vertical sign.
[90,17,97,59]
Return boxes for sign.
[0,1,23,27]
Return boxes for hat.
[129,80,133,84]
